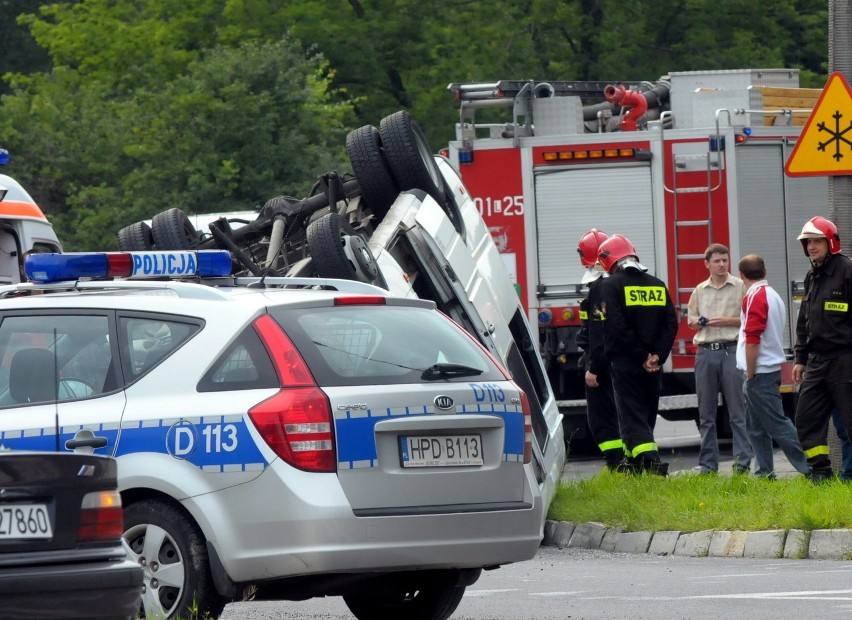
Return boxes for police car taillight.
[519,389,533,464]
[24,250,232,282]
[248,315,336,473]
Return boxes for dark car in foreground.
[0,451,142,619]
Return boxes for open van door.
[0,174,62,284]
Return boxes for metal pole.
[827,0,852,470]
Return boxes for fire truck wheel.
[151,208,199,250]
[306,212,378,284]
[117,221,154,251]
[346,125,399,220]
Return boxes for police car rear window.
[269,305,504,387]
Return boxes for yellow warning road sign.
[785,72,852,177]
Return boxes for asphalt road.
[220,446,808,620]
[220,547,852,619]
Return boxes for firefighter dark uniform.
[598,234,678,475]
[577,274,623,468]
[793,217,852,480]
[576,229,623,468]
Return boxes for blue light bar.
[128,251,232,278]
[25,250,233,283]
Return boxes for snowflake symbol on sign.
[817,110,852,161]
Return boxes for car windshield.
[271,304,503,387]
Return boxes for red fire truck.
[446,69,827,448]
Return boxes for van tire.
[307,212,378,283]
[151,208,198,250]
[117,221,155,251]
[346,125,399,220]
[379,111,463,234]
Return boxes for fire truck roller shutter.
[534,165,656,289]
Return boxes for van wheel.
[118,221,154,251]
[118,222,154,252]
[343,575,466,620]
[379,111,463,234]
[346,125,399,220]
[307,213,378,283]
[151,208,198,250]
[123,500,226,620]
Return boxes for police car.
[0,249,552,620]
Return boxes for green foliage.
[549,470,852,532]
[0,0,833,249]
[1,24,354,249]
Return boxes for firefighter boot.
[602,449,625,472]
[808,456,834,484]
[636,452,669,477]
[613,457,637,474]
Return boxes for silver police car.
[0,250,548,620]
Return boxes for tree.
[0,0,832,250]
[0,0,54,94]
[1,1,355,250]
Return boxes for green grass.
[548,470,852,532]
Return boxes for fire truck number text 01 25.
[475,195,524,218]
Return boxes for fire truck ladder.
[661,111,726,317]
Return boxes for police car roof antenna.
[52,328,60,452]
[250,257,276,289]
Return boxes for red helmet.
[577,229,609,267]
[597,234,637,273]
[797,216,840,255]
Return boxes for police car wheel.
[346,125,399,220]
[151,208,199,250]
[379,111,464,235]
[343,574,466,620]
[306,212,378,283]
[118,221,155,251]
[123,500,225,620]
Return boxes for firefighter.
[792,216,852,482]
[598,234,678,475]
[575,229,623,470]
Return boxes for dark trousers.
[796,351,852,471]
[585,365,621,460]
[610,356,661,460]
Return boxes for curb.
[543,520,852,560]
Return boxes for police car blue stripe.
[3,416,269,473]
[334,405,524,468]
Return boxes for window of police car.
[0,314,113,405]
[120,315,199,378]
[0,312,200,405]
[197,325,279,392]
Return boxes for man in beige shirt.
[687,243,753,474]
